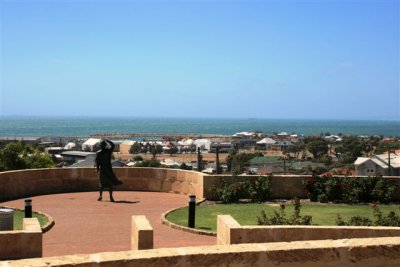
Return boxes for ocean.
[0,116,399,138]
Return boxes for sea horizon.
[0,116,399,138]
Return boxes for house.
[273,141,294,151]
[81,138,101,152]
[355,154,400,176]
[64,142,76,150]
[67,154,96,168]
[193,139,212,151]
[66,155,126,168]
[232,132,256,138]
[210,142,233,153]
[177,139,195,152]
[61,151,96,165]
[119,140,136,154]
[256,137,277,149]
[45,147,65,155]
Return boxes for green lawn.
[166,203,400,232]
[13,210,49,230]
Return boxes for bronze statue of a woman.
[95,139,122,202]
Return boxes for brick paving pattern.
[1,192,216,256]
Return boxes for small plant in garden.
[336,203,400,227]
[257,197,312,225]
[335,214,372,226]
[371,204,400,227]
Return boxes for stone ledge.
[161,198,216,237]
[0,206,54,233]
[217,214,400,245]
[0,218,42,260]
[4,237,400,267]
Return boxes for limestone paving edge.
[161,198,216,237]
[0,205,55,233]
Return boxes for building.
[355,153,400,176]
[119,140,136,154]
[61,151,96,166]
[0,136,41,147]
[273,140,294,151]
[210,142,233,153]
[81,138,101,152]
[256,137,277,149]
[193,139,212,151]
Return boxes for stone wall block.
[131,215,153,250]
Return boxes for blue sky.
[0,0,399,120]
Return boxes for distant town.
[0,131,399,176]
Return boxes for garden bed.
[165,202,400,232]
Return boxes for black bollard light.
[188,195,196,228]
[24,199,32,218]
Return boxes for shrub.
[372,205,400,227]
[248,176,271,203]
[257,198,312,225]
[180,163,193,170]
[212,176,271,204]
[372,178,396,204]
[304,175,395,204]
[336,215,372,226]
[336,204,400,227]
[211,179,248,204]
[134,159,161,167]
[132,155,143,161]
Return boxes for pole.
[188,195,196,228]
[283,145,286,175]
[197,147,203,172]
[24,199,32,218]
[216,143,220,174]
[388,145,391,176]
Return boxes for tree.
[334,136,364,164]
[0,142,55,171]
[24,152,54,169]
[226,152,260,174]
[150,144,163,159]
[0,142,26,170]
[375,140,400,154]
[283,144,305,160]
[169,146,178,157]
[129,142,142,154]
[305,137,328,159]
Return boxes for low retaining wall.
[0,218,42,260]
[1,168,399,202]
[217,215,400,245]
[0,168,205,202]
[4,237,400,266]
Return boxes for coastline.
[0,116,399,137]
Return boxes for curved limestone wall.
[1,168,399,202]
[0,168,205,202]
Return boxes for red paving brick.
[1,192,216,257]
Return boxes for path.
[1,192,216,257]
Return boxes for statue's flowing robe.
[95,141,123,188]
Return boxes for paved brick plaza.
[2,192,215,256]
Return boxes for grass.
[166,203,400,232]
[13,210,49,230]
